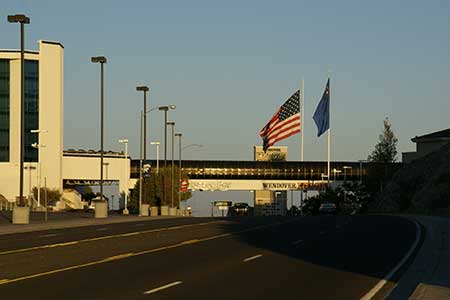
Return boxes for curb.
[0,215,183,236]
[360,216,424,300]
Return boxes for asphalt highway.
[0,215,417,300]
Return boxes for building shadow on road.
[214,215,422,297]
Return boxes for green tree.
[368,117,398,163]
[128,166,192,214]
[300,182,370,215]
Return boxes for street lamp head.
[150,141,160,145]
[166,122,175,126]
[175,133,182,137]
[7,14,30,24]
[136,86,149,92]
[91,56,107,63]
[118,139,129,144]
[158,105,176,111]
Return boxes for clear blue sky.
[2,0,449,162]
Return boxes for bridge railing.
[130,160,402,181]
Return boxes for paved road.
[0,215,417,300]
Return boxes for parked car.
[231,203,250,216]
[319,203,337,215]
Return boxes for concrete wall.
[38,41,64,192]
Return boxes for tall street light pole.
[8,14,30,207]
[91,56,107,205]
[119,139,129,214]
[139,111,144,216]
[175,133,182,209]
[158,105,176,206]
[136,86,149,161]
[167,122,175,208]
[150,141,160,175]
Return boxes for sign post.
[213,201,232,217]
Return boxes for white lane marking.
[47,241,78,248]
[96,228,108,231]
[39,233,58,238]
[180,239,200,245]
[102,253,134,262]
[292,239,304,245]
[143,281,182,295]
[360,219,422,300]
[243,254,263,262]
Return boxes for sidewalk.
[0,211,178,235]
[388,215,450,300]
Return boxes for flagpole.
[300,78,305,208]
[327,72,331,185]
[301,78,304,162]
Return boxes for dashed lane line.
[0,220,225,256]
[292,239,304,245]
[39,234,59,238]
[243,254,263,262]
[96,228,108,231]
[144,281,183,295]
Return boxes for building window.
[24,60,39,162]
[0,59,9,162]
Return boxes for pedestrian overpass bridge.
[130,160,401,191]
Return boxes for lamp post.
[358,160,368,184]
[91,56,107,209]
[8,14,30,208]
[30,130,47,208]
[136,86,149,161]
[158,105,176,205]
[30,129,47,208]
[150,141,160,175]
[343,166,352,183]
[118,139,129,214]
[175,133,182,209]
[167,122,175,208]
[139,111,144,216]
[179,143,202,212]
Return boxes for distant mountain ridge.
[371,142,450,215]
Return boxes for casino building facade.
[0,41,64,201]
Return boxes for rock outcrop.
[371,142,450,215]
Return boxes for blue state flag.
[313,79,330,137]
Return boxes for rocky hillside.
[370,142,450,215]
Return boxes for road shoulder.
[387,215,450,300]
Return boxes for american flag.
[260,90,301,151]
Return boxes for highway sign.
[214,201,232,207]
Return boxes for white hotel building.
[0,41,130,207]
